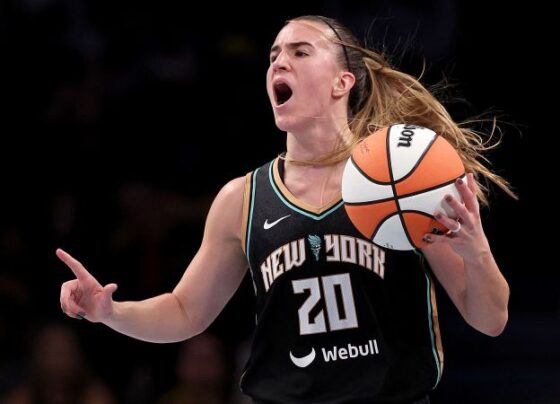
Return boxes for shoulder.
[215,160,272,210]
[209,160,274,236]
[214,176,246,208]
[204,176,247,243]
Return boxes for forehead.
[271,20,334,50]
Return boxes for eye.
[270,54,277,63]
[295,50,308,57]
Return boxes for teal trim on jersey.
[268,162,344,220]
[424,271,442,388]
[246,167,260,259]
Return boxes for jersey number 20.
[292,273,358,335]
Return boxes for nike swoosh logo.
[263,214,291,230]
[290,348,316,368]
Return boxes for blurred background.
[0,0,556,403]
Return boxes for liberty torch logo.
[307,234,321,261]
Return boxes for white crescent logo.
[289,348,316,368]
[263,214,291,230]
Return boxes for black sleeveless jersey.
[239,158,443,404]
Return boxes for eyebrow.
[270,41,314,55]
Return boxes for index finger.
[56,248,91,280]
[467,172,477,194]
[455,175,477,213]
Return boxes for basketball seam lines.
[392,133,439,184]
[349,156,393,186]
[348,126,464,249]
[345,172,465,207]
[345,197,395,206]
[396,175,466,200]
[370,214,396,243]
[387,125,415,249]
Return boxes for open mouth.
[274,82,293,106]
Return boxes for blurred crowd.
[0,0,558,403]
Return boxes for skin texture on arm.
[422,173,509,337]
[58,177,248,343]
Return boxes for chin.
[275,117,305,133]
[273,113,293,131]
[274,117,291,131]
[273,110,311,133]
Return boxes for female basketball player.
[58,16,512,403]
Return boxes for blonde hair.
[288,16,516,205]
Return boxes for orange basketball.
[342,124,465,250]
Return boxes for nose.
[271,51,290,72]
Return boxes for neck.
[282,157,346,208]
[285,112,351,162]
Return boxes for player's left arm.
[421,173,509,337]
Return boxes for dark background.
[1,1,557,403]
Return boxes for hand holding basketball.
[57,248,118,322]
[342,124,466,250]
[424,173,492,260]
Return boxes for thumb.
[103,283,118,296]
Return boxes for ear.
[332,71,356,99]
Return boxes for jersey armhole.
[414,248,430,271]
[240,171,254,256]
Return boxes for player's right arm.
[58,177,248,343]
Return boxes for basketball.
[342,124,466,250]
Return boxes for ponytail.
[291,15,516,204]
